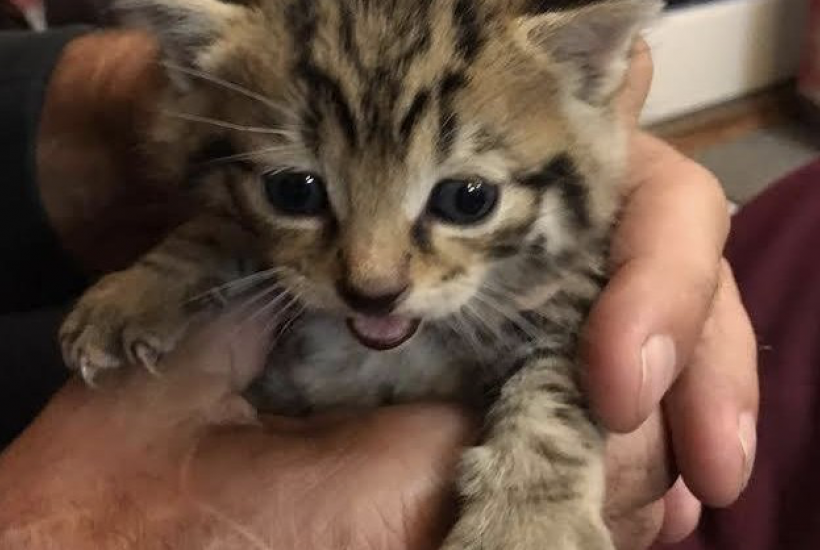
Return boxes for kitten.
[60,0,662,548]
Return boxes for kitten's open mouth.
[347,315,421,351]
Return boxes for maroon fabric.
[664,157,820,549]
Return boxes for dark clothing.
[0,28,88,447]
[0,28,87,313]
[663,159,820,549]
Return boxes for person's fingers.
[610,500,665,550]
[100,309,273,429]
[665,261,759,507]
[604,414,700,549]
[605,409,674,515]
[603,408,675,549]
[657,478,702,544]
[584,134,730,432]
[618,37,654,125]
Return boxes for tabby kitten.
[61,0,661,547]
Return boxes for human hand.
[0,315,474,549]
[584,39,760,546]
[37,30,186,275]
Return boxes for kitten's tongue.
[347,315,420,351]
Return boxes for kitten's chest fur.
[250,313,525,415]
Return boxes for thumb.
[165,309,272,391]
[108,310,272,428]
[617,38,653,128]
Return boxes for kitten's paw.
[441,505,613,550]
[441,444,613,550]
[60,270,194,385]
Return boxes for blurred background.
[1,0,818,207]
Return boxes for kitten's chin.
[347,315,421,351]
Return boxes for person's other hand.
[0,314,474,549]
[37,30,187,274]
[585,39,760,546]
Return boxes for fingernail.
[639,335,677,418]
[738,412,757,490]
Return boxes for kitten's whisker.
[453,308,489,358]
[451,315,478,356]
[509,307,579,334]
[235,285,288,326]
[188,267,290,305]
[274,302,304,339]
[443,281,496,355]
[262,300,304,356]
[203,145,304,166]
[446,280,519,351]
[463,301,506,349]
[442,316,478,358]
[162,61,297,120]
[262,292,303,340]
[246,286,297,327]
[162,110,297,137]
[474,290,544,342]
[448,277,548,347]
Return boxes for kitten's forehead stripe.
[338,5,362,73]
[473,128,508,155]
[399,89,432,144]
[361,66,403,145]
[437,71,467,159]
[453,0,485,63]
[522,0,600,15]
[297,61,359,149]
[286,0,317,48]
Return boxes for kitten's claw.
[60,270,194,385]
[80,357,100,388]
[129,340,164,377]
[75,345,123,387]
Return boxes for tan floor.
[649,85,819,204]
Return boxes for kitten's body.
[60,0,662,548]
[253,252,600,414]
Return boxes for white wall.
[642,0,811,125]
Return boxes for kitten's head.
[123,0,661,350]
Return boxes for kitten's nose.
[337,281,409,316]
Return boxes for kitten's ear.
[515,0,663,104]
[115,0,244,70]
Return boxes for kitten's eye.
[263,171,329,216]
[428,179,499,225]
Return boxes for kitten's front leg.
[442,352,612,550]
[61,212,256,384]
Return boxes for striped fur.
[61,1,662,548]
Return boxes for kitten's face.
[130,0,660,350]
